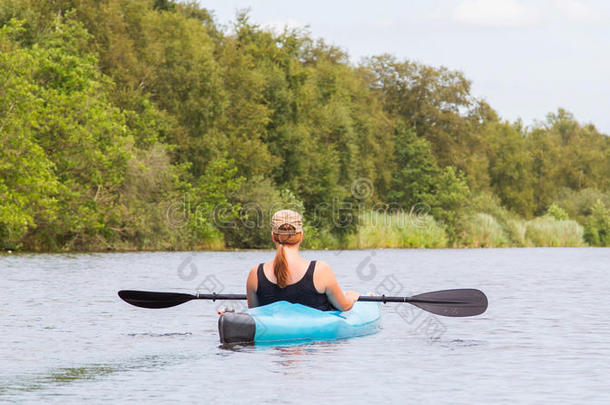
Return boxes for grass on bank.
[348,207,586,249]
[347,211,448,249]
[463,214,584,248]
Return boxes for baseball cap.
[271,210,303,235]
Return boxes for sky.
[197,0,610,134]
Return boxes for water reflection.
[441,339,488,349]
[219,338,346,374]
[0,354,172,395]
[270,341,343,368]
[218,338,345,373]
[127,332,192,338]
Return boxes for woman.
[246,209,360,311]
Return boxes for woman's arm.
[314,261,359,311]
[246,266,259,309]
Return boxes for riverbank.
[4,199,608,253]
[1,213,592,253]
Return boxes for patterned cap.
[271,210,303,235]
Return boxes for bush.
[525,217,584,247]
[300,225,341,250]
[468,192,515,224]
[504,219,530,246]
[545,203,569,221]
[583,199,610,246]
[556,188,610,224]
[464,192,526,246]
[223,176,305,248]
[347,210,447,248]
[463,213,509,248]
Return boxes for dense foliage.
[1,0,609,250]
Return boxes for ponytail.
[272,224,303,288]
[273,243,289,288]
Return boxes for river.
[1,248,608,404]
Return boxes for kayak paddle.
[118,288,487,317]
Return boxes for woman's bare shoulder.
[247,264,259,289]
[315,260,331,270]
[314,260,336,279]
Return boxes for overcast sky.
[198,0,610,134]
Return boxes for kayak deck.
[218,301,381,345]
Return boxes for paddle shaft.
[196,293,246,301]
[196,293,460,304]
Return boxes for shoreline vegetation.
[1,1,609,252]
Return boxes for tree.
[388,122,470,240]
[487,121,535,216]
[362,54,495,188]
[0,22,60,248]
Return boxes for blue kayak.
[218,301,381,344]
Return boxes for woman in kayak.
[246,209,360,311]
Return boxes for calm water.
[1,248,608,404]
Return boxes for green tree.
[486,121,535,216]
[388,123,470,240]
[362,54,495,188]
[0,23,60,248]
[388,124,440,208]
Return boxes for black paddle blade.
[408,289,488,317]
[118,290,196,309]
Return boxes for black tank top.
[255,260,336,311]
